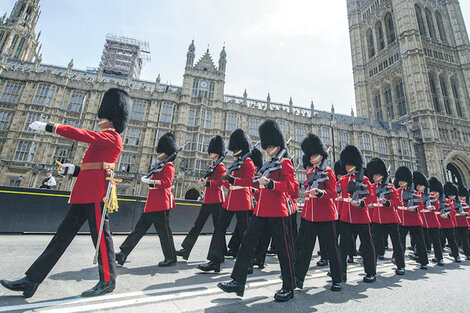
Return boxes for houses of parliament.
[0,0,467,200]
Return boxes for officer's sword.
[93,172,121,264]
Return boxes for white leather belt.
[230,186,249,191]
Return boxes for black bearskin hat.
[156,132,178,156]
[208,135,225,156]
[250,147,264,169]
[98,88,130,134]
[366,158,387,181]
[340,145,363,169]
[394,166,412,188]
[301,133,328,160]
[444,182,459,197]
[302,154,312,170]
[429,177,443,195]
[228,129,251,155]
[259,119,285,150]
[334,160,347,176]
[458,184,469,199]
[413,171,428,188]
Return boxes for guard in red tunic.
[0,88,130,298]
[115,133,178,267]
[439,182,463,263]
[294,134,342,291]
[338,145,376,283]
[198,129,255,272]
[218,120,296,302]
[176,136,227,260]
[367,158,405,275]
[455,185,470,260]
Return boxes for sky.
[1,0,469,115]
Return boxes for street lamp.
[329,104,336,164]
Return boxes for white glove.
[141,176,151,184]
[29,121,47,131]
[59,163,75,175]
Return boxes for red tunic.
[55,125,123,204]
[204,163,226,204]
[370,183,400,224]
[254,158,295,217]
[144,162,175,212]
[438,199,456,228]
[288,181,300,213]
[396,189,423,226]
[223,158,255,211]
[420,193,441,229]
[339,173,374,224]
[301,168,338,222]
[452,200,470,228]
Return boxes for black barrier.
[0,186,236,234]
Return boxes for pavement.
[0,234,469,312]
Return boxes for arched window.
[429,73,440,113]
[425,8,437,39]
[375,21,385,51]
[384,84,394,119]
[374,90,383,121]
[450,79,463,117]
[439,75,451,115]
[384,12,396,44]
[395,78,407,116]
[367,28,375,58]
[435,11,447,42]
[415,5,426,36]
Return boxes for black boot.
[316,259,328,266]
[225,249,237,257]
[363,275,376,283]
[81,280,115,297]
[347,255,354,263]
[198,261,220,273]
[274,289,294,302]
[175,248,190,260]
[253,258,265,269]
[330,282,342,291]
[455,255,462,263]
[217,280,245,297]
[115,252,127,266]
[158,258,177,267]
[395,268,405,275]
[0,277,39,298]
[437,259,444,266]
[294,276,304,289]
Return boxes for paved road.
[0,234,469,312]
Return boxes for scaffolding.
[100,33,151,79]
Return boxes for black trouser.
[231,215,295,290]
[339,222,376,276]
[399,225,428,265]
[425,228,443,261]
[455,227,470,257]
[295,219,342,283]
[120,210,176,261]
[254,225,271,264]
[289,212,299,262]
[423,228,431,251]
[227,227,240,254]
[372,222,405,268]
[26,203,116,283]
[181,203,225,253]
[207,209,251,264]
[440,228,460,257]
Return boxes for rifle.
[202,155,225,179]
[453,195,465,215]
[420,187,437,212]
[346,167,369,201]
[254,138,292,181]
[304,158,329,189]
[145,145,186,178]
[439,192,452,216]
[227,150,253,174]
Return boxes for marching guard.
[1,88,130,297]
[439,182,462,262]
[115,132,178,267]
[454,185,470,260]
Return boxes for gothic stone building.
[347,0,470,185]
[0,0,415,200]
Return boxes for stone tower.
[347,0,470,185]
[0,0,41,62]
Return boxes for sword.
[93,172,122,264]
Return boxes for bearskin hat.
[366,158,387,181]
[340,145,363,169]
[302,154,312,170]
[458,184,469,199]
[413,171,428,188]
[228,129,251,155]
[444,182,459,197]
[259,119,285,150]
[334,160,347,176]
[98,88,130,134]
[156,132,178,156]
[394,166,412,188]
[250,147,264,169]
[301,133,328,160]
[429,177,443,195]
[208,135,225,156]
